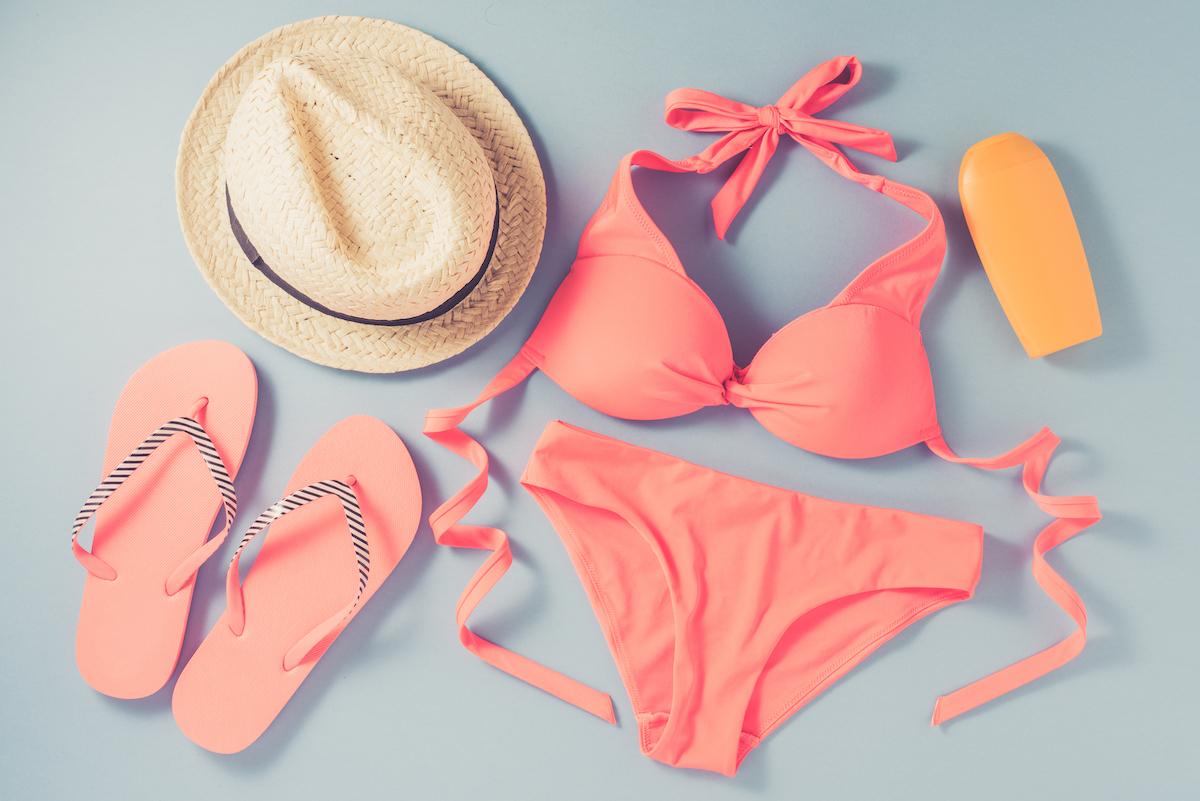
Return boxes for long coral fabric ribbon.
[926,428,1101,725]
[424,350,617,724]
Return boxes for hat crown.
[223,51,496,321]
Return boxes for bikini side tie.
[424,349,617,724]
[926,428,1101,724]
[663,55,897,238]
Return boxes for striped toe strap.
[225,479,369,672]
[71,409,238,595]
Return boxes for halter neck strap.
[659,56,897,238]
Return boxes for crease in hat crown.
[177,16,546,373]
[224,51,497,321]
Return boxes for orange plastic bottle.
[959,133,1101,358]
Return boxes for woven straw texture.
[177,17,546,372]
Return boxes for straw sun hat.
[177,17,546,372]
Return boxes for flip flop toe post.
[172,415,421,753]
[73,341,257,699]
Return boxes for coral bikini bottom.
[520,421,983,776]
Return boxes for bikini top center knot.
[721,366,751,407]
[755,104,783,132]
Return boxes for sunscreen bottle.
[959,133,1101,358]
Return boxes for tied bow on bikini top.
[425,57,1100,727]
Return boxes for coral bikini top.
[525,61,940,459]
[425,57,1100,726]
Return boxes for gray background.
[2,0,1196,798]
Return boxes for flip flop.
[172,415,421,753]
[72,340,257,699]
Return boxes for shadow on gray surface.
[832,60,897,111]
[1038,142,1145,372]
[834,61,918,162]
[922,188,997,341]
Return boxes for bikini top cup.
[425,57,1100,727]
[526,72,940,458]
[526,157,941,458]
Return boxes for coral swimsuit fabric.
[525,421,982,776]
[424,56,1100,773]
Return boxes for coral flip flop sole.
[74,340,257,699]
[172,415,420,753]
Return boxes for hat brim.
[177,16,546,373]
